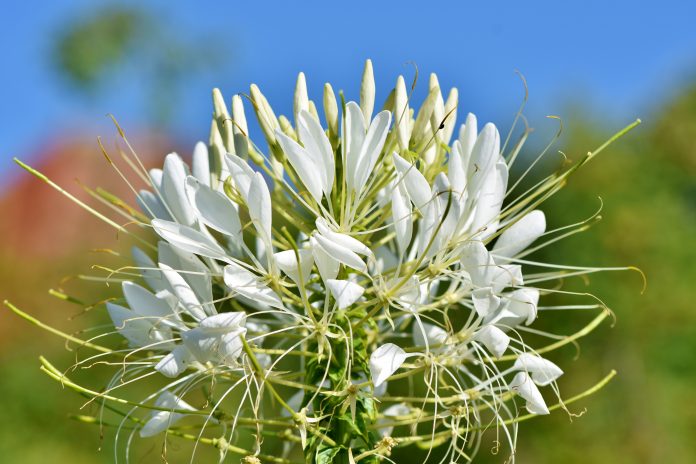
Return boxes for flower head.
[13,59,641,463]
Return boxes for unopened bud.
[308,100,320,122]
[441,88,459,144]
[294,72,309,128]
[212,88,234,153]
[413,84,440,146]
[250,84,279,148]
[323,83,339,141]
[394,75,411,151]
[278,115,297,140]
[360,59,375,125]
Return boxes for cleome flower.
[9,60,642,464]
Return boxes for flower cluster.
[13,60,640,463]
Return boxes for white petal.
[315,218,371,256]
[274,249,314,284]
[391,181,413,253]
[412,322,447,348]
[247,172,273,244]
[137,190,171,220]
[223,262,283,309]
[132,247,167,292]
[447,142,466,196]
[140,412,179,438]
[139,392,196,437]
[441,88,458,144]
[326,279,365,309]
[472,287,501,318]
[155,345,193,378]
[185,176,242,239]
[414,199,442,260]
[106,302,152,346]
[513,353,563,386]
[192,142,210,186]
[466,123,500,196]
[157,391,196,410]
[276,130,324,203]
[200,311,247,329]
[310,236,340,282]
[161,153,196,226]
[509,372,549,415]
[460,241,494,287]
[149,168,164,191]
[392,153,432,212]
[152,219,228,262]
[393,276,421,311]
[353,110,391,194]
[432,172,460,243]
[182,312,248,363]
[493,211,546,261]
[159,263,210,320]
[157,242,214,315]
[506,288,540,326]
[224,153,254,198]
[182,327,245,364]
[458,113,478,166]
[255,235,268,266]
[344,101,367,194]
[374,246,398,274]
[370,343,412,387]
[298,110,334,196]
[314,233,367,273]
[122,281,174,320]
[490,264,523,293]
[474,325,510,358]
[470,161,508,240]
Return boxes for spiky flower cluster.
[13,60,640,464]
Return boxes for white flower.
[24,61,631,462]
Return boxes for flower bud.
[394,75,411,151]
[250,83,279,148]
[294,72,309,128]
[323,83,339,141]
[360,59,375,125]
[212,88,234,154]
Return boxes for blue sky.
[1,0,695,179]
